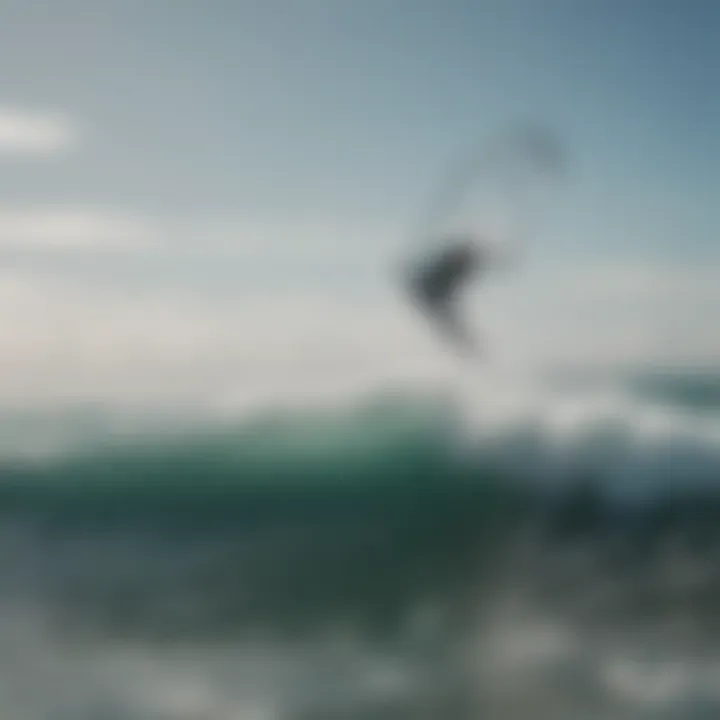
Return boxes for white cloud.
[0,258,716,407]
[479,260,720,369]
[0,107,78,155]
[0,208,398,259]
[170,217,399,264]
[0,207,160,249]
[0,269,428,405]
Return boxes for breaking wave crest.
[1,370,719,719]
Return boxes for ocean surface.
[1,367,720,720]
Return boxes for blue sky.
[1,0,718,237]
[0,0,717,401]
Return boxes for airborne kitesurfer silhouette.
[405,233,510,357]
[402,126,564,358]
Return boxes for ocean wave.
[0,376,716,636]
[1,370,718,499]
[0,374,719,718]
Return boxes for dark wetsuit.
[406,240,482,355]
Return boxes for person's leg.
[432,301,479,357]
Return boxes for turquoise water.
[1,371,720,718]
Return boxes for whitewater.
[1,356,719,720]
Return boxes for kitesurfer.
[405,234,510,357]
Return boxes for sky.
[0,0,717,405]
